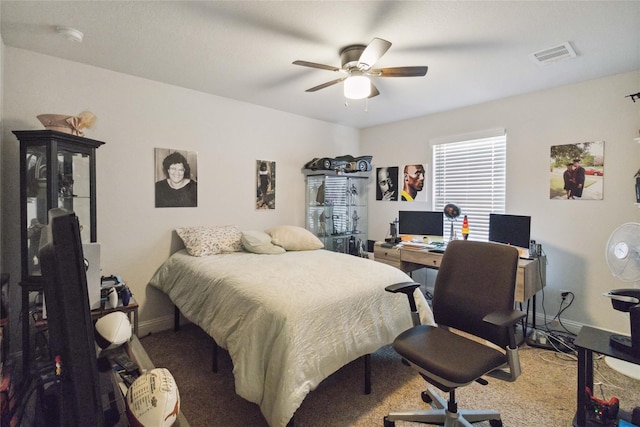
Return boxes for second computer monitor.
[488,213,531,250]
[398,210,444,239]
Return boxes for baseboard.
[531,313,584,335]
[137,314,188,338]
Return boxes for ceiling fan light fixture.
[344,75,371,100]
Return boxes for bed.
[148,226,433,427]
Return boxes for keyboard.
[400,242,429,249]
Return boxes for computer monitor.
[489,213,531,252]
[398,211,444,238]
[39,209,104,427]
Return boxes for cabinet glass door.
[58,150,91,243]
[21,135,101,280]
[305,173,369,256]
[25,146,48,277]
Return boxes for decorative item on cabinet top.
[303,155,372,174]
[37,111,96,136]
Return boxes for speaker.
[367,240,375,253]
[83,243,102,310]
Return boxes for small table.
[20,279,139,375]
[573,326,640,426]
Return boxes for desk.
[373,242,546,303]
[573,326,640,427]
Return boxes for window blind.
[432,133,506,241]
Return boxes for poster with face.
[549,141,604,200]
[401,164,427,202]
[256,160,276,209]
[154,148,198,208]
[376,166,399,201]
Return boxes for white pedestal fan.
[603,222,640,379]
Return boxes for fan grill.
[606,223,640,283]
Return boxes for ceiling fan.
[293,38,428,100]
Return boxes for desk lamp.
[443,203,460,242]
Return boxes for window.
[432,131,506,241]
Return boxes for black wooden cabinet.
[15,130,104,284]
[14,130,104,373]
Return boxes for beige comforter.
[148,249,433,427]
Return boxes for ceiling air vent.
[530,42,577,66]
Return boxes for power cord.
[526,271,578,353]
[555,291,575,334]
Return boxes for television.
[38,209,104,427]
[398,210,444,238]
[489,213,531,253]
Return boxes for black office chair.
[384,240,525,427]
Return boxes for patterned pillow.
[265,225,324,251]
[176,225,243,256]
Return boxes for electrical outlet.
[560,289,570,296]
[552,318,560,327]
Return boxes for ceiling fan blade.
[293,60,340,72]
[357,38,392,70]
[305,77,347,92]
[368,82,380,98]
[371,66,428,77]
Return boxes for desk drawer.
[401,249,442,268]
[374,245,402,268]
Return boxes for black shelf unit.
[14,130,104,374]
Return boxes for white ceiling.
[2,1,640,129]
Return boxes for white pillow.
[176,225,242,257]
[241,230,286,255]
[265,225,324,251]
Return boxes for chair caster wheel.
[383,416,395,427]
[421,390,432,403]
[489,420,503,427]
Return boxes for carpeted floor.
[141,324,640,427]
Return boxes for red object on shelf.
[461,215,469,240]
[0,360,17,426]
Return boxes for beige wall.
[3,45,640,345]
[1,47,359,341]
[362,69,640,334]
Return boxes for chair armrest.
[386,282,421,325]
[385,281,421,295]
[484,309,526,350]
[483,309,526,328]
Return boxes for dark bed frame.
[173,304,372,427]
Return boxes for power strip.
[526,329,574,353]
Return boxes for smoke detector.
[56,26,83,43]
[530,42,576,66]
